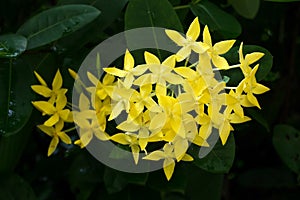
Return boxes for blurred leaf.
[229,0,260,19]
[0,173,36,200]
[190,134,235,173]
[103,167,128,194]
[68,151,104,200]
[186,164,223,200]
[0,34,27,58]
[125,0,183,31]
[147,163,188,193]
[246,108,270,132]
[0,59,34,136]
[190,0,242,38]
[273,124,300,174]
[237,168,297,189]
[17,5,100,49]
[223,45,273,85]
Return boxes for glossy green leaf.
[0,173,36,200]
[190,134,235,173]
[229,0,260,19]
[246,108,270,132]
[273,124,300,174]
[125,0,183,31]
[0,59,34,136]
[223,45,273,85]
[17,5,100,49]
[190,0,242,38]
[0,34,27,58]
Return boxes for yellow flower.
[239,42,265,77]
[31,69,67,104]
[104,49,147,88]
[110,133,140,164]
[37,120,71,156]
[241,65,270,109]
[165,17,209,61]
[134,52,183,95]
[32,94,72,127]
[203,26,235,69]
[87,72,115,100]
[143,143,193,181]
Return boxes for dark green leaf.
[190,134,235,173]
[17,5,100,49]
[103,167,128,194]
[125,0,183,31]
[223,45,273,85]
[147,163,188,193]
[190,0,242,38]
[273,124,300,174]
[0,173,36,200]
[246,108,270,132]
[237,168,297,189]
[0,59,34,136]
[0,34,27,58]
[229,0,260,19]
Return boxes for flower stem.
[173,5,190,10]
[64,126,76,133]
[225,86,237,90]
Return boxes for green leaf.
[17,5,100,49]
[223,44,273,85]
[273,124,300,174]
[229,0,260,19]
[0,34,27,58]
[0,59,34,136]
[190,134,235,173]
[246,108,270,132]
[125,0,183,31]
[190,0,242,38]
[103,167,128,194]
[0,173,36,200]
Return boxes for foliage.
[0,0,300,199]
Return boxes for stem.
[35,53,50,70]
[224,86,237,90]
[67,102,78,110]
[173,5,190,10]
[213,64,240,71]
[64,126,76,133]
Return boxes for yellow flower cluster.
[31,70,73,156]
[31,17,270,181]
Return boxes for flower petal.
[52,69,63,91]
[124,49,135,71]
[144,51,161,64]
[186,17,200,41]
[57,131,72,144]
[48,136,59,156]
[31,85,52,98]
[163,158,175,181]
[165,29,186,46]
[213,40,235,55]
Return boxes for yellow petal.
[34,71,47,86]
[213,40,235,55]
[247,92,261,109]
[37,125,54,137]
[32,101,56,115]
[203,25,212,47]
[52,69,63,91]
[68,68,78,79]
[253,84,270,94]
[31,85,52,98]
[219,122,231,145]
[144,51,161,64]
[103,73,115,85]
[48,136,59,156]
[56,94,67,110]
[124,49,135,71]
[80,131,93,147]
[131,145,140,164]
[192,135,209,147]
[212,55,229,69]
[174,139,189,161]
[181,153,194,161]
[58,109,70,121]
[44,113,60,127]
[110,133,130,145]
[117,121,140,132]
[163,158,175,181]
[174,67,196,79]
[94,130,110,141]
[143,150,165,161]
[104,67,127,77]
[245,52,264,64]
[149,112,167,130]
[165,29,186,46]
[162,55,176,69]
[57,131,72,144]
[176,46,191,62]
[186,17,200,41]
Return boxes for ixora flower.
[31,17,270,181]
